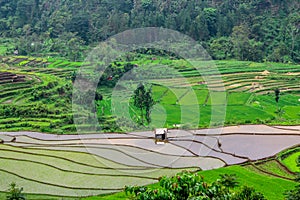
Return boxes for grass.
[151,85,168,101]
[0,56,299,198]
[178,89,208,105]
[283,106,300,119]
[227,92,252,105]
[198,165,297,200]
[145,82,300,128]
[225,105,274,123]
[0,56,299,133]
[83,192,127,200]
[160,89,178,105]
[255,160,295,179]
[282,151,300,173]
[0,164,296,200]
[0,59,73,133]
[0,46,8,55]
[206,91,227,105]
[83,164,298,200]
[0,192,80,200]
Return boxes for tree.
[269,42,290,62]
[0,0,298,62]
[133,83,155,125]
[203,7,218,37]
[6,183,26,200]
[274,88,280,105]
[144,89,155,124]
[247,40,264,62]
[286,13,300,61]
[231,24,251,61]
[209,36,233,60]
[192,13,210,41]
[274,88,285,117]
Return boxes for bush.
[232,186,266,200]
[125,172,241,200]
[285,185,300,200]
[6,183,26,200]
[245,120,252,124]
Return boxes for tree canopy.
[0,0,299,62]
[133,83,155,125]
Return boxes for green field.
[0,56,300,199]
[0,162,296,200]
[0,56,299,133]
[254,160,295,179]
[197,165,297,200]
[280,147,300,173]
[96,162,296,200]
[0,144,200,198]
[0,0,299,199]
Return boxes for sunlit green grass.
[198,165,297,200]
[282,152,300,173]
[83,164,298,200]
[227,92,252,105]
[255,160,295,179]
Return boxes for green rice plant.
[198,165,297,200]
[160,90,178,105]
[254,160,295,179]
[227,92,252,105]
[179,89,208,105]
[206,91,227,106]
[226,105,274,123]
[151,85,168,101]
[281,151,300,172]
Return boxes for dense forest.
[0,0,299,62]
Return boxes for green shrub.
[232,186,266,200]
[125,171,266,200]
[6,183,26,200]
[285,185,300,200]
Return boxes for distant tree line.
[0,0,299,62]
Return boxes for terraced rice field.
[0,56,299,198]
[100,60,299,128]
[178,61,300,94]
[278,146,300,173]
[198,164,297,200]
[0,56,299,132]
[0,125,299,197]
[0,56,80,133]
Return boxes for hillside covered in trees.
[0,0,299,62]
